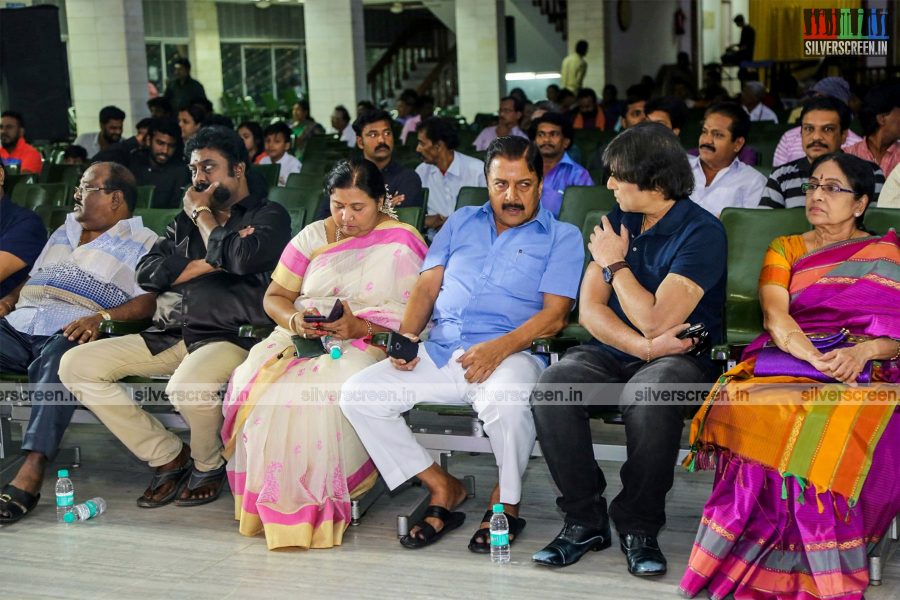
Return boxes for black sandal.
[136,459,193,508]
[173,465,227,507]
[467,509,527,554]
[400,505,466,549]
[0,484,40,525]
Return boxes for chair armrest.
[710,343,748,363]
[531,336,580,356]
[99,319,152,335]
[238,324,274,339]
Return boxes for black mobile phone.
[303,299,344,324]
[386,332,420,362]
[676,323,706,339]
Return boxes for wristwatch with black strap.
[602,260,630,284]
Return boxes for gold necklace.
[335,222,342,242]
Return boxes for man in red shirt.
[1,111,43,174]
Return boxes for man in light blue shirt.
[532,112,594,217]
[414,117,486,236]
[342,136,584,552]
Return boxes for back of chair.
[11,183,46,209]
[559,186,617,228]
[135,208,181,237]
[864,207,899,235]
[137,185,156,209]
[251,164,281,189]
[268,186,321,230]
[287,207,307,236]
[719,207,809,344]
[455,186,489,211]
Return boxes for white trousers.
[340,346,543,504]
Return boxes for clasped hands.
[808,345,870,385]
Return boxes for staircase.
[367,19,457,107]
[532,0,567,40]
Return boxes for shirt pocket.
[500,249,545,301]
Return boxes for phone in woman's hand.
[303,299,344,323]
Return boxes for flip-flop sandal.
[173,465,227,507]
[467,509,527,554]
[0,484,40,525]
[400,505,466,549]
[136,459,193,508]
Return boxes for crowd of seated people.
[0,67,898,600]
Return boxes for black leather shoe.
[532,520,612,567]
[619,534,667,576]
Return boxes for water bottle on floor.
[322,335,342,359]
[63,497,107,523]
[55,469,75,523]
[490,503,510,564]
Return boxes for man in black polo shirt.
[60,126,291,509]
[315,109,423,219]
[760,97,884,209]
[530,123,726,576]
[125,118,190,208]
[163,58,208,111]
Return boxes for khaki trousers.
[59,334,248,471]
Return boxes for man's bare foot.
[407,464,468,541]
[139,444,191,504]
[8,452,47,497]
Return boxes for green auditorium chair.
[864,207,898,235]
[268,186,321,230]
[136,185,156,209]
[251,164,281,189]
[559,185,617,228]
[135,207,181,237]
[455,186,488,210]
[397,206,424,232]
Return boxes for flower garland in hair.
[380,185,399,220]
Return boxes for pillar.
[566,0,606,93]
[66,0,148,137]
[303,0,367,129]
[455,0,506,122]
[186,0,224,113]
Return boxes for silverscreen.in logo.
[803,8,890,56]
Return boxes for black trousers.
[531,344,717,537]
[0,318,79,459]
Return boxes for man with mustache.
[342,136,583,552]
[0,111,43,175]
[123,118,190,209]
[74,105,126,159]
[531,112,593,218]
[687,102,766,217]
[60,126,291,509]
[760,97,884,208]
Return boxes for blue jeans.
[0,318,80,459]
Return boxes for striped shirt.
[759,156,885,209]
[7,214,157,336]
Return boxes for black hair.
[546,83,560,94]
[63,145,88,161]
[179,104,207,127]
[800,96,852,132]
[102,161,138,213]
[644,96,689,131]
[557,89,575,103]
[602,84,618,98]
[705,101,751,142]
[734,14,745,26]
[237,121,264,158]
[602,122,694,201]
[202,114,232,129]
[417,116,460,150]
[484,136,543,183]
[99,106,126,124]
[576,87,598,104]
[352,109,393,136]
[809,152,874,229]
[509,88,529,103]
[136,117,153,131]
[173,57,191,71]
[356,100,376,113]
[333,105,351,125]
[147,97,173,114]
[324,158,386,205]
[530,111,574,142]
[500,96,525,114]
[183,125,249,174]
[858,81,900,137]
[575,40,589,55]
[148,118,182,142]
[398,89,419,104]
[624,84,651,106]
[263,121,292,142]
[418,94,435,108]
[2,111,24,127]
[295,99,310,113]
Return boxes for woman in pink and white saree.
[221,160,427,549]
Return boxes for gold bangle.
[781,329,805,348]
[287,311,302,334]
[97,310,112,321]
[645,337,653,363]
[888,339,900,362]
[363,319,374,339]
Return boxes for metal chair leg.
[396,451,476,537]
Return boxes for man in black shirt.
[163,58,208,111]
[316,109,423,219]
[126,118,190,208]
[60,126,291,509]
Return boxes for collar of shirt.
[546,151,578,177]
[477,199,552,234]
[689,154,743,187]
[63,213,143,248]
[620,196,692,237]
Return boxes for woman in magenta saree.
[680,154,900,599]
[221,160,427,549]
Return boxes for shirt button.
[632,247,638,252]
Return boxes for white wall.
[604,0,694,92]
